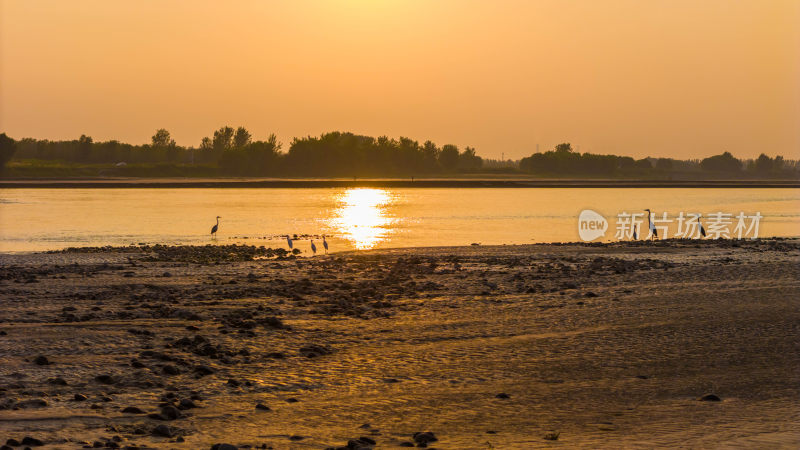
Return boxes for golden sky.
[1,0,798,159]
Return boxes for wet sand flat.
[1,240,799,449]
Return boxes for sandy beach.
[1,240,798,449]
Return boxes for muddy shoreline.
[1,240,799,448]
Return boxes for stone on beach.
[21,436,45,446]
[94,374,116,384]
[211,445,238,450]
[152,424,174,437]
[122,406,145,414]
[412,432,438,445]
[148,405,182,420]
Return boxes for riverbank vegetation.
[0,130,796,179]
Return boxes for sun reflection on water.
[328,188,395,250]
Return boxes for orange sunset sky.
[1,0,798,160]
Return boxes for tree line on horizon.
[0,129,796,179]
[518,143,797,178]
[1,128,483,177]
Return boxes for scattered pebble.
[21,436,45,446]
[162,365,181,375]
[14,399,48,409]
[122,406,145,414]
[131,359,146,368]
[148,405,182,420]
[413,432,437,445]
[95,374,115,384]
[543,431,560,440]
[211,444,238,450]
[152,424,173,437]
[48,377,68,386]
[179,398,197,409]
[299,344,333,358]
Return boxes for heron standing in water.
[697,214,706,238]
[286,235,293,249]
[644,209,657,240]
[310,239,317,255]
[210,216,221,238]
[322,235,329,254]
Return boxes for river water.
[1,188,798,252]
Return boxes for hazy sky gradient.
[1,0,798,159]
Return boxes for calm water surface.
[1,188,798,252]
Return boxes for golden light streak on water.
[327,188,396,250]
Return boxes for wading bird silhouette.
[210,216,221,238]
[310,239,317,255]
[697,214,706,238]
[644,209,657,240]
[286,235,293,249]
[322,235,329,254]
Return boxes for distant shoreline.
[1,178,798,188]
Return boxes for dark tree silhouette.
[439,144,460,171]
[234,127,251,148]
[212,127,235,152]
[151,129,175,148]
[458,146,483,171]
[220,133,282,175]
[700,151,741,172]
[77,134,93,161]
[752,153,773,173]
[634,158,652,170]
[521,143,644,176]
[199,137,213,151]
[554,143,573,153]
[0,133,17,171]
[655,158,673,171]
[422,140,440,171]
